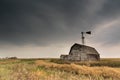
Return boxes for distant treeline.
[0,57,18,59]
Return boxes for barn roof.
[70,43,99,55]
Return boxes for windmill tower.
[81,31,91,45]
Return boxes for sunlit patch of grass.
[0,64,12,80]
[35,60,120,80]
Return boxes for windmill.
[81,31,91,45]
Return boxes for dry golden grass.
[0,58,120,80]
[36,60,120,80]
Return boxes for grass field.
[0,58,120,80]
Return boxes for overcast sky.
[0,0,120,58]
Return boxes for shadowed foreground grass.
[0,58,120,80]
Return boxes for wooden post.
[81,32,85,45]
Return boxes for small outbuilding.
[60,43,100,61]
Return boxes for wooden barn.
[60,43,100,61]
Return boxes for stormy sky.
[0,0,120,58]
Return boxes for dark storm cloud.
[0,0,120,46]
[92,0,120,45]
[93,20,120,46]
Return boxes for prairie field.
[0,58,120,80]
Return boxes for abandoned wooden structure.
[60,43,100,61]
